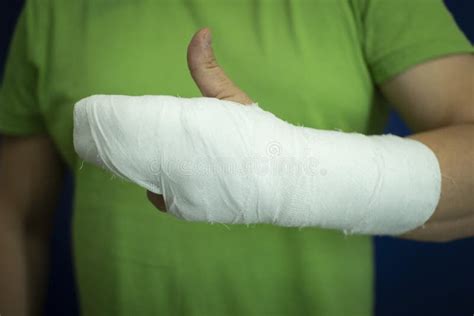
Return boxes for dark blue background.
[1,1,472,315]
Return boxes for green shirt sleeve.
[0,1,47,135]
[362,0,474,84]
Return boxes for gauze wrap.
[73,95,441,235]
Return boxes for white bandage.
[73,95,441,235]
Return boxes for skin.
[0,136,64,315]
[0,28,472,314]
[149,28,474,242]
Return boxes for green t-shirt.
[1,0,472,315]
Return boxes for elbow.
[399,222,474,243]
[0,195,54,240]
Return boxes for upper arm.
[361,0,474,241]
[0,3,62,231]
[0,135,64,233]
[378,54,474,242]
[359,0,473,126]
[379,54,474,131]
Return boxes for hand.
[147,28,254,211]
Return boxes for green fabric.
[0,0,472,315]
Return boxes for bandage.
[73,95,441,235]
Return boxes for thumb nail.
[203,28,212,48]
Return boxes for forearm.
[402,123,474,242]
[0,206,51,316]
[25,228,51,315]
[75,95,442,235]
[0,204,29,316]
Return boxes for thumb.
[187,28,253,105]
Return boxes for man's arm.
[380,54,474,242]
[144,29,473,240]
[0,135,64,315]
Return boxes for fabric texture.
[74,95,441,235]
[0,0,472,315]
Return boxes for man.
[0,0,472,315]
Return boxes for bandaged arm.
[74,95,443,235]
